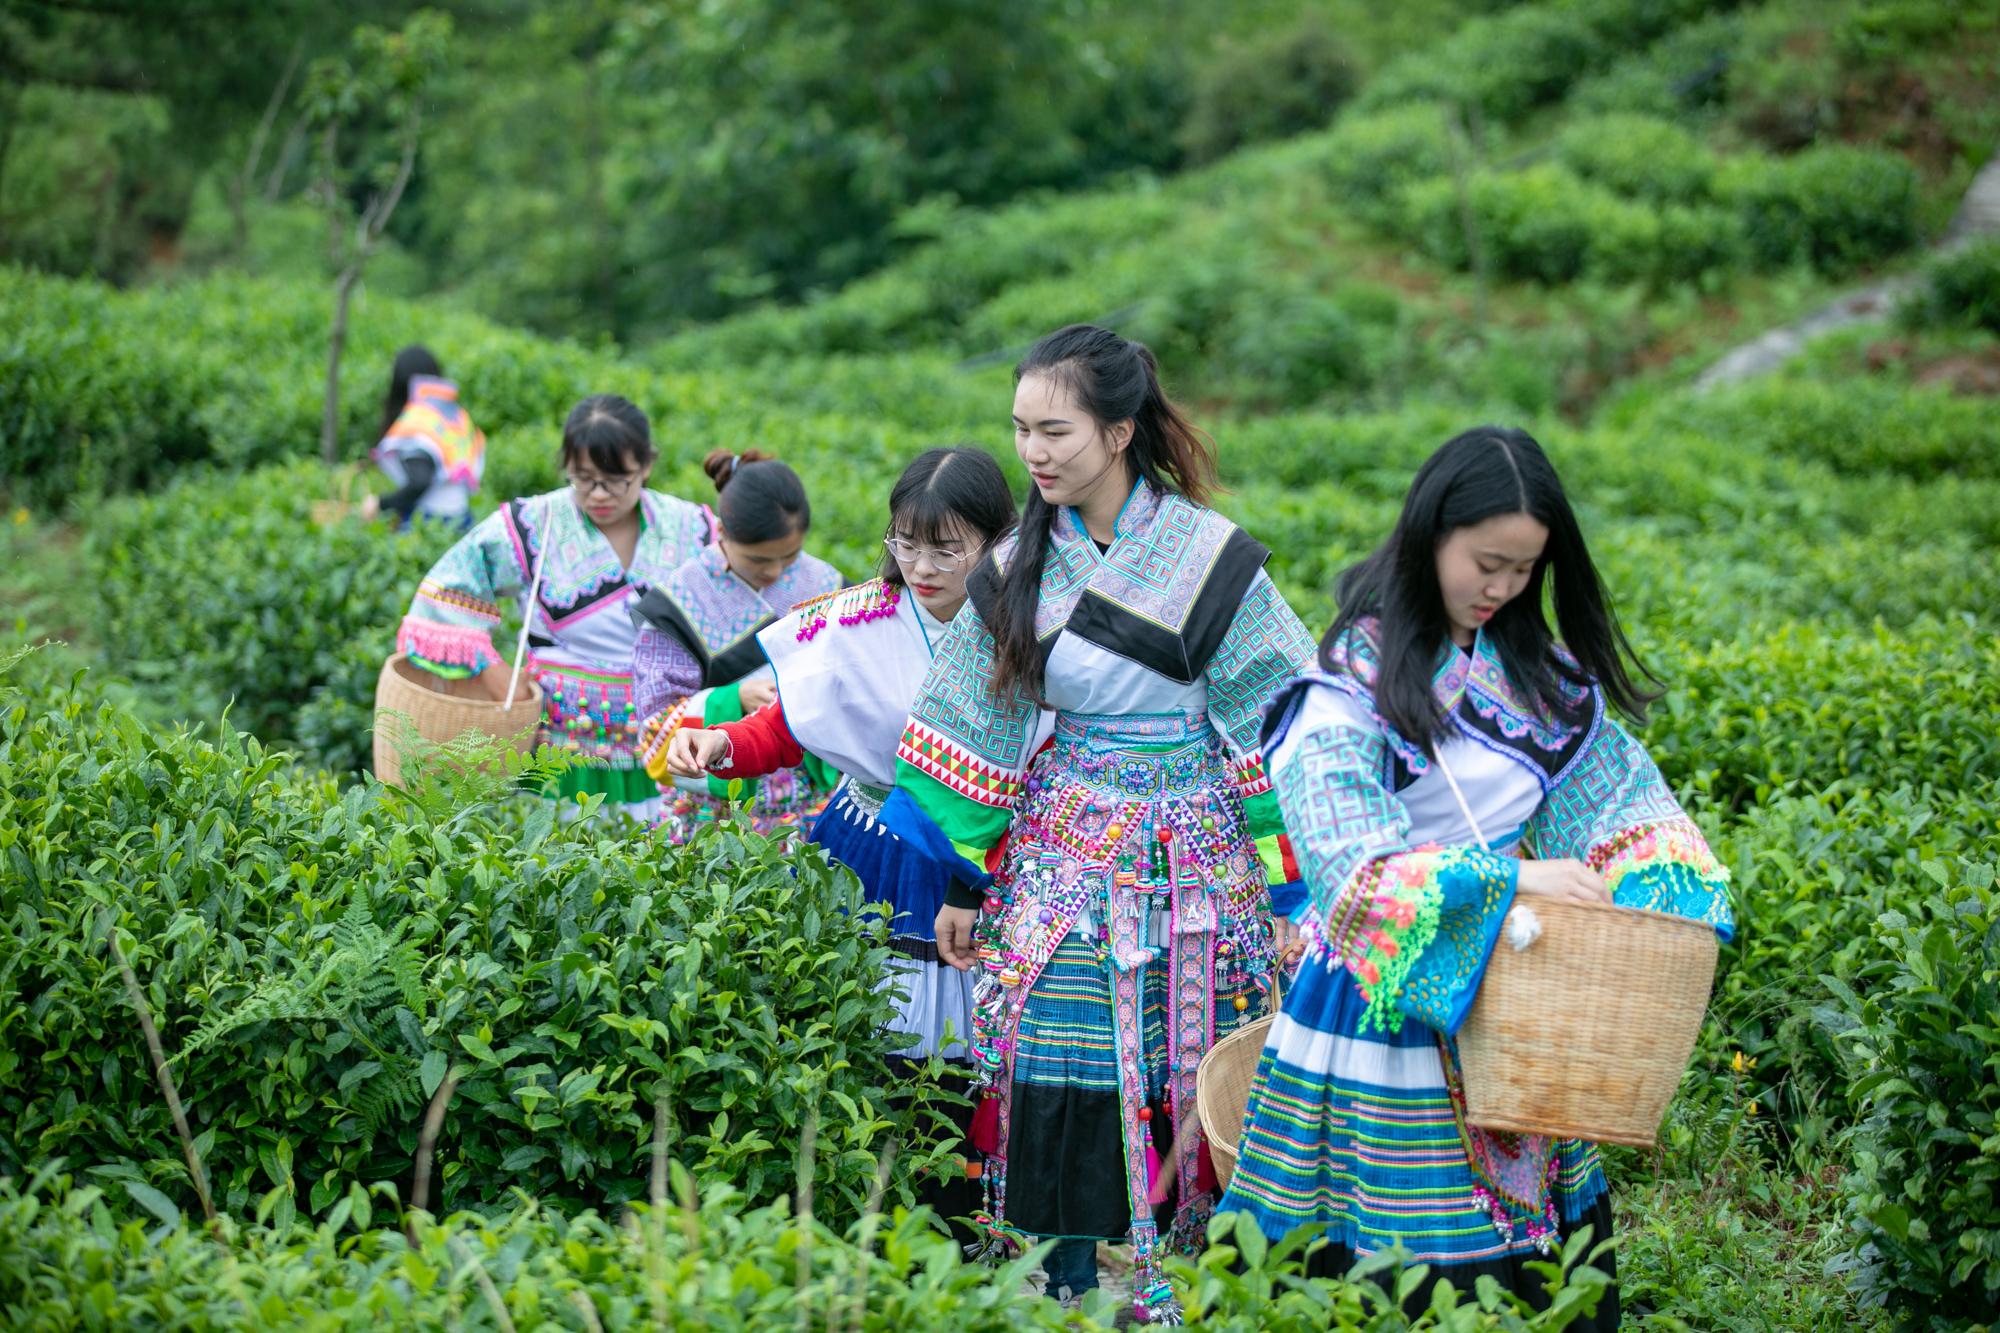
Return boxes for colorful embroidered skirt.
[812,778,973,1061]
[1216,946,1617,1324]
[532,660,657,822]
[967,710,1276,1305]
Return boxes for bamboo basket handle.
[502,498,553,714]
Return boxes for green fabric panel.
[1243,788,1284,843]
[802,750,841,794]
[1254,831,1287,885]
[545,764,658,804]
[895,759,1012,853]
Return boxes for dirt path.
[1693,153,2000,391]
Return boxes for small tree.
[305,11,449,467]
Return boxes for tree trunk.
[321,264,359,466]
[319,128,416,466]
[233,40,302,256]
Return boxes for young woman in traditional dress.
[885,325,1317,1318]
[663,446,1023,1231]
[392,394,711,820]
[359,345,487,530]
[664,445,1021,1056]
[1215,426,1734,1328]
[629,449,844,841]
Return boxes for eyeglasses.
[884,536,969,574]
[567,470,642,498]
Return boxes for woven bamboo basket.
[372,654,542,788]
[1195,1014,1275,1194]
[1196,962,1294,1194]
[310,469,358,528]
[1456,898,1718,1147]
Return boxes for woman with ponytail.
[629,448,843,841]
[881,325,1316,1318]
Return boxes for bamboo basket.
[311,469,358,527]
[1456,898,1718,1147]
[372,654,542,788]
[1196,967,1289,1194]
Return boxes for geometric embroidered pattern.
[1206,569,1316,761]
[896,719,1025,806]
[905,599,1038,774]
[1277,722,1414,927]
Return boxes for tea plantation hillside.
[3,0,1999,1326]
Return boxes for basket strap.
[1432,746,1491,853]
[503,497,553,712]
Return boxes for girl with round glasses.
[629,449,843,842]
[392,394,711,820]
[664,446,1024,1228]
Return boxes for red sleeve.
[711,701,804,777]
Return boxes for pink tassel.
[969,1094,1000,1154]
[1144,1143,1165,1205]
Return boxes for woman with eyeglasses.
[664,447,1026,1047]
[628,448,844,842]
[392,394,714,820]
[880,326,1317,1319]
[662,445,1027,1236]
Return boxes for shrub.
[82,462,438,764]
[1698,783,2000,1130]
[0,662,937,1227]
[1180,20,1359,165]
[1642,618,2000,816]
[1354,0,1724,127]
[0,1172,1619,1332]
[1901,236,2000,335]
[1718,145,1919,275]
[1569,12,1745,118]
[1356,7,1608,126]
[1322,103,1457,227]
[1826,858,2000,1321]
[1554,113,1720,204]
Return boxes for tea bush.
[1553,113,1720,204]
[1826,859,2000,1323]
[1718,144,1920,274]
[1179,19,1359,165]
[0,663,939,1228]
[0,1171,1618,1332]
[1901,235,2000,334]
[1353,0,1724,127]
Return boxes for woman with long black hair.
[1216,427,1734,1328]
[883,325,1316,1318]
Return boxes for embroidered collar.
[1320,619,1598,786]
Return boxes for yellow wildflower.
[1731,1051,1757,1074]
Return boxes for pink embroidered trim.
[397,618,499,673]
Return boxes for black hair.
[990,323,1218,701]
[560,394,658,476]
[1323,425,1659,752]
[878,447,1018,585]
[379,344,443,439]
[704,447,809,544]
